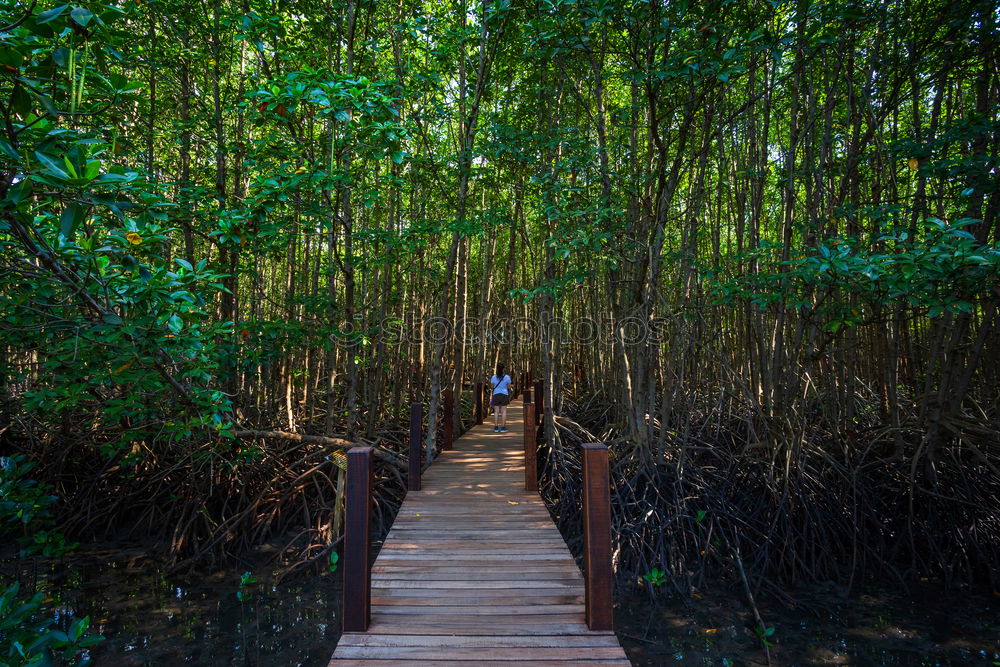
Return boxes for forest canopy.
[1,0,998,639]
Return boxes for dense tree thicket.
[2,0,998,626]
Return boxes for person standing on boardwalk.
[490,363,513,432]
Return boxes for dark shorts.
[491,393,509,407]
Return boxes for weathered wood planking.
[329,399,629,665]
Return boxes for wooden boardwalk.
[330,399,630,665]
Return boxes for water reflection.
[43,550,341,667]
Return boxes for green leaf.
[0,140,19,161]
[63,155,79,178]
[6,178,32,205]
[52,47,70,67]
[35,5,70,24]
[69,616,90,641]
[70,7,94,26]
[34,152,70,180]
[102,313,122,325]
[84,159,102,181]
[31,90,61,118]
[168,314,183,334]
[59,203,85,240]
[175,258,193,272]
[93,173,136,184]
[0,47,23,69]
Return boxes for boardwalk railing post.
[523,400,537,493]
[343,446,373,632]
[443,388,454,450]
[580,442,613,631]
[475,382,484,424]
[522,387,532,405]
[408,403,422,492]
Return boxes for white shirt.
[490,374,512,395]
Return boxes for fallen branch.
[232,429,403,467]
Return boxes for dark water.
[24,546,1000,666]
[40,548,342,667]
[616,585,1000,666]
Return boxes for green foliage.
[0,583,102,667]
[0,456,103,665]
[1,2,236,454]
[0,456,73,559]
[706,217,1000,331]
[755,623,776,647]
[236,571,257,601]
[641,567,666,587]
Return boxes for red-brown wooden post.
[343,446,373,632]
[443,388,454,450]
[475,382,484,424]
[408,403,422,492]
[580,442,613,631]
[523,401,537,493]
[522,387,532,405]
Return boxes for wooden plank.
[387,522,558,529]
[371,588,582,600]
[371,575,582,586]
[363,621,615,636]
[382,530,566,539]
[336,634,621,648]
[391,504,549,510]
[371,595,584,606]
[377,541,569,549]
[330,660,631,666]
[369,612,585,625]
[374,604,584,615]
[369,580,583,589]
[333,646,630,660]
[375,548,570,556]
[371,569,580,577]
[372,552,572,561]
